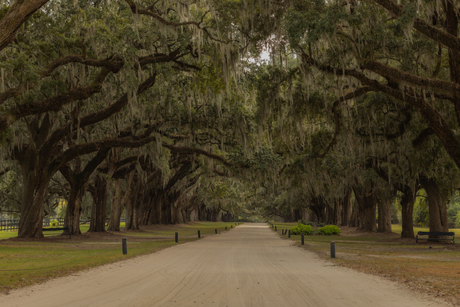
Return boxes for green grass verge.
[0,221,238,293]
[391,224,460,236]
[272,222,460,238]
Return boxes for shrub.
[317,225,341,235]
[290,224,313,235]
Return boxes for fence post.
[215,229,217,234]
[301,232,304,245]
[175,232,178,243]
[331,242,336,258]
[198,230,201,238]
[122,238,127,255]
[288,230,291,238]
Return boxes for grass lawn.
[391,224,460,236]
[270,222,460,306]
[0,221,239,294]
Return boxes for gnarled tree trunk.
[341,188,352,226]
[353,186,377,232]
[64,183,87,235]
[125,173,140,230]
[377,200,392,233]
[107,179,123,231]
[400,185,415,238]
[420,177,449,233]
[89,174,109,232]
[18,160,49,238]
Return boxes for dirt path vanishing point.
[0,224,448,307]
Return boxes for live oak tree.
[0,0,250,237]
[5,0,460,237]
[237,0,460,232]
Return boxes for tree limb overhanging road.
[0,224,446,307]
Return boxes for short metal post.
[225,226,227,230]
[198,230,201,238]
[215,229,217,234]
[275,226,277,231]
[288,230,291,238]
[231,225,233,228]
[331,242,336,258]
[175,232,178,243]
[301,233,304,245]
[122,237,127,255]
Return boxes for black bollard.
[198,230,201,238]
[301,232,304,245]
[231,225,233,228]
[122,237,127,255]
[288,230,291,238]
[331,242,336,258]
[225,226,227,230]
[215,229,217,234]
[275,226,277,231]
[175,232,178,243]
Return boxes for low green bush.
[290,224,313,235]
[317,225,341,235]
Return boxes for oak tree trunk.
[18,170,49,238]
[148,192,162,224]
[377,200,392,233]
[341,189,352,226]
[64,183,87,235]
[89,175,108,232]
[400,186,415,238]
[107,179,123,231]
[353,187,377,232]
[348,197,359,227]
[421,178,449,234]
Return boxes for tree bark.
[420,177,449,233]
[124,172,139,230]
[400,185,415,238]
[0,0,50,51]
[89,174,109,232]
[353,186,377,232]
[17,115,53,238]
[18,166,48,238]
[341,188,352,226]
[64,183,87,235]
[149,192,162,224]
[377,200,392,233]
[107,179,123,231]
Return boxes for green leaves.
[317,225,340,235]
[290,223,313,235]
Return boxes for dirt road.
[0,224,446,307]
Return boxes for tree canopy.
[1,0,460,238]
